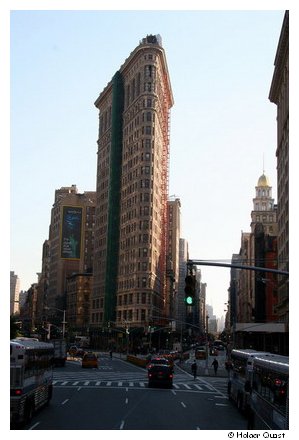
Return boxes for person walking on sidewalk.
[212,358,219,376]
[191,360,197,380]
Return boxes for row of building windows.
[125,65,157,109]
[90,307,150,325]
[118,261,151,275]
[254,202,274,211]
[255,215,275,223]
[124,111,155,133]
[118,291,150,306]
[257,189,271,197]
[117,308,147,323]
[123,98,155,129]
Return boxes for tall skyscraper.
[91,35,174,330]
[177,238,189,331]
[167,197,181,320]
[10,271,20,315]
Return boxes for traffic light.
[184,275,196,305]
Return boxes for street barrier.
[126,355,148,368]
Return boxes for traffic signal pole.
[187,260,289,276]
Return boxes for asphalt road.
[24,353,247,430]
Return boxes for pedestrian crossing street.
[52,370,228,394]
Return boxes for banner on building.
[60,206,82,259]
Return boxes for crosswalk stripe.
[51,380,225,393]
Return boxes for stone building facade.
[91,35,174,331]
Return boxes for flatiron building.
[91,35,174,330]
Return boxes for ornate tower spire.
[250,171,277,235]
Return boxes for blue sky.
[7,5,288,320]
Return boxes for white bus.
[10,339,54,427]
[228,349,270,413]
[248,354,289,430]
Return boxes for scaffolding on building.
[158,72,172,323]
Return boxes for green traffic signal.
[185,296,194,305]
[184,274,196,305]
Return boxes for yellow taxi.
[82,352,98,368]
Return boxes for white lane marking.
[96,381,101,386]
[106,381,112,386]
[172,390,176,395]
[73,381,79,385]
[181,402,186,408]
[129,382,134,386]
[84,381,90,385]
[215,403,228,406]
[77,387,81,391]
[182,383,191,389]
[118,381,123,386]
[173,383,180,389]
[61,381,68,386]
[139,382,145,387]
[125,397,128,404]
[194,384,203,390]
[120,420,125,429]
[61,399,69,405]
[29,422,40,430]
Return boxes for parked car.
[148,363,173,388]
[82,352,98,368]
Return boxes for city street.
[24,353,247,430]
